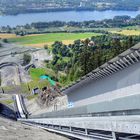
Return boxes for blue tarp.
[40,75,56,86]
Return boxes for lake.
[0,10,140,27]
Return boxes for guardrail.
[18,93,140,139]
[20,115,140,140]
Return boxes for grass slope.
[28,68,57,89]
[8,33,101,45]
[30,68,46,80]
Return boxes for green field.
[29,68,56,80]
[30,68,46,80]
[28,68,57,89]
[28,68,51,89]
[8,32,101,45]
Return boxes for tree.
[49,34,140,86]
[3,38,8,43]
[22,53,31,66]
[128,36,134,48]
[44,44,48,50]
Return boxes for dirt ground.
[0,117,69,140]
[1,66,20,87]
[26,40,74,48]
[27,95,68,115]
[0,34,16,39]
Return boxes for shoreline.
[0,10,139,27]
[0,9,139,16]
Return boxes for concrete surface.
[0,117,69,140]
[65,61,140,107]
[25,115,140,135]
[0,42,52,88]
[1,66,20,86]
[26,95,68,115]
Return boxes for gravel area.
[1,66,20,87]
[0,117,69,140]
[32,49,52,67]
[27,95,68,115]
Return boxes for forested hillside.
[46,34,140,86]
[1,15,140,35]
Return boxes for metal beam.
[107,65,117,73]
[96,71,104,78]
[98,70,107,77]
[110,64,120,71]
[113,62,122,70]
[119,59,128,67]
[112,132,118,140]
[127,55,135,64]
[123,57,132,65]
[94,72,102,80]
[116,61,125,69]
[102,68,112,76]
[130,53,139,62]
[105,67,114,74]
[135,50,140,58]
[99,69,110,77]
[91,73,98,79]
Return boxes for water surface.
[0,10,139,27]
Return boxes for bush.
[44,45,48,50]
[3,38,8,43]
[22,53,31,66]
